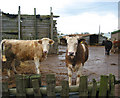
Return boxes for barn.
[60,34,107,45]
[1,10,59,54]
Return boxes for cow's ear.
[76,36,82,40]
[49,40,54,45]
[78,39,85,44]
[38,40,42,44]
[65,36,69,40]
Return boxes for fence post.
[2,82,9,97]
[46,74,56,97]
[30,74,41,87]
[23,75,31,88]
[18,6,21,39]
[32,79,42,97]
[61,80,69,97]
[99,75,108,97]
[79,76,88,97]
[90,79,97,97]
[15,74,26,98]
[108,74,115,96]
[34,8,38,39]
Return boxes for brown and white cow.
[65,36,89,85]
[112,40,120,53]
[1,38,54,76]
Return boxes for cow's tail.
[0,39,6,61]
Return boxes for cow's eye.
[75,43,78,46]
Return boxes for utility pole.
[18,6,21,39]
[98,25,101,44]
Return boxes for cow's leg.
[76,65,83,85]
[11,59,17,74]
[34,57,40,74]
[67,65,72,85]
[7,69,11,77]
[7,59,17,76]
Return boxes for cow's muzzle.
[68,52,74,56]
[43,51,48,54]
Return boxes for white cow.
[1,38,54,76]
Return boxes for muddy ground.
[2,45,119,94]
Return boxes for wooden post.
[18,6,21,39]
[34,8,37,39]
[50,7,54,53]
[2,82,9,97]
[0,9,2,97]
[61,80,69,97]
[46,74,56,97]
[30,74,41,87]
[118,1,120,30]
[15,75,26,97]
[50,7,53,40]
[108,74,115,96]
[24,75,31,88]
[0,9,2,41]
[79,76,88,97]
[99,75,108,96]
[91,79,97,97]
[32,79,42,97]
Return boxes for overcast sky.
[0,0,119,34]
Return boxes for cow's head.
[38,38,54,54]
[66,36,81,57]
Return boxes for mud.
[2,46,119,91]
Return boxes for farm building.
[111,30,120,41]
[60,34,107,45]
[1,10,59,54]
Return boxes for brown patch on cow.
[34,42,38,47]
[66,42,88,67]
[38,40,42,44]
[49,40,54,45]
[68,74,72,77]
[77,75,80,77]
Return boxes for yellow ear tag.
[81,41,83,44]
[2,55,6,62]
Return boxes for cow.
[65,36,89,85]
[112,40,120,53]
[102,38,112,55]
[1,38,54,76]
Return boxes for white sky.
[0,0,119,34]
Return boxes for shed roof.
[62,34,96,38]
[111,30,120,34]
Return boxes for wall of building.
[111,32,120,41]
[2,12,59,54]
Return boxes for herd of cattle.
[0,37,119,85]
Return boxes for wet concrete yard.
[40,45,119,85]
[2,45,119,89]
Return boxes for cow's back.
[76,42,88,64]
[3,40,43,61]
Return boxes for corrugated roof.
[62,34,95,38]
